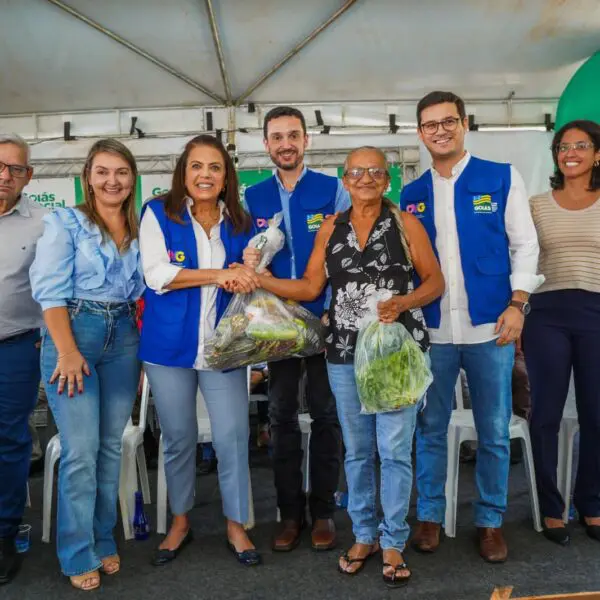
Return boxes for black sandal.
[337,544,379,576]
[382,561,412,588]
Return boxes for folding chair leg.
[42,448,58,543]
[244,469,255,530]
[444,425,461,538]
[119,448,136,540]
[302,432,311,494]
[136,444,151,504]
[157,435,168,535]
[521,433,542,532]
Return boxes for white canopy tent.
[1,0,599,197]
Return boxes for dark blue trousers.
[523,290,600,520]
[0,330,40,539]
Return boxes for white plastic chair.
[557,415,579,523]
[118,374,152,539]
[156,377,255,535]
[42,374,152,542]
[444,375,542,537]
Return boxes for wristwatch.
[509,300,531,315]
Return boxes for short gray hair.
[0,133,30,164]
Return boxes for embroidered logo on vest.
[472,194,497,214]
[405,202,426,217]
[168,250,186,263]
[306,213,324,232]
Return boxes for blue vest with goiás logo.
[138,198,253,368]
[400,155,512,329]
[245,169,338,316]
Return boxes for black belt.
[0,329,38,344]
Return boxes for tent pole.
[234,0,359,105]
[45,0,227,105]
[205,0,232,105]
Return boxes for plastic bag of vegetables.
[354,290,432,414]
[205,289,324,370]
[205,212,323,369]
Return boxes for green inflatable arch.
[555,51,600,130]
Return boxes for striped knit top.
[529,191,600,294]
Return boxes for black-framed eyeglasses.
[343,167,389,181]
[0,161,30,179]
[555,141,594,154]
[419,117,461,135]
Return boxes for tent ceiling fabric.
[1,0,599,115]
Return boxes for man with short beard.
[0,134,47,584]
[244,106,350,552]
[401,91,543,563]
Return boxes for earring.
[594,160,599,167]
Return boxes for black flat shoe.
[226,541,262,566]
[580,517,600,542]
[151,530,194,566]
[0,538,20,585]
[542,522,570,546]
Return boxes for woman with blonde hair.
[30,139,144,591]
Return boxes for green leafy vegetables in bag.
[355,319,432,415]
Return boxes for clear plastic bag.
[206,213,324,369]
[246,212,286,273]
[205,289,325,370]
[354,291,433,414]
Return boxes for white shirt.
[139,199,226,369]
[430,152,544,345]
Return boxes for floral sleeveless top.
[324,205,429,364]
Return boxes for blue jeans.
[416,340,515,528]
[0,330,40,539]
[327,362,419,551]
[143,364,250,523]
[41,300,140,576]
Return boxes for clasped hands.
[217,247,263,294]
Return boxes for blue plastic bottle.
[334,491,348,509]
[133,491,150,540]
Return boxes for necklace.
[192,206,220,226]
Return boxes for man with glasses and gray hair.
[400,91,543,563]
[0,134,47,585]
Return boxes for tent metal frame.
[45,0,359,107]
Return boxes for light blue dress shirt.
[30,207,145,311]
[275,166,351,279]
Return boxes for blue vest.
[138,199,252,368]
[400,156,512,329]
[245,169,338,316]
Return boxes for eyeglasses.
[0,161,30,179]
[419,117,461,135]
[555,141,595,154]
[343,167,388,181]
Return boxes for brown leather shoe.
[477,527,508,563]
[311,518,336,551]
[411,521,442,553]
[272,519,303,552]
